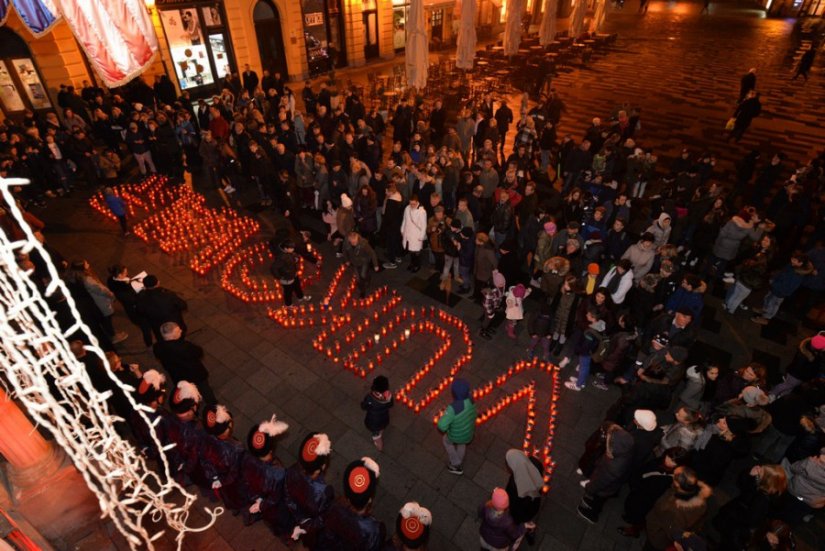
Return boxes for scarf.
[505,449,543,498]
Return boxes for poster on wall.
[160,9,215,90]
[301,0,331,74]
[0,61,26,112]
[209,34,230,79]
[202,5,222,27]
[10,59,51,109]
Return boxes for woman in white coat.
[401,195,428,272]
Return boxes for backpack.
[586,329,611,363]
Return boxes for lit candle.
[374,334,380,343]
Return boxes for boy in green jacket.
[437,378,478,475]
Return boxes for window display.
[160,8,215,90]
[209,34,230,80]
[0,60,25,113]
[10,58,50,109]
[301,0,332,74]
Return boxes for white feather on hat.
[214,404,231,424]
[143,369,165,390]
[400,502,432,526]
[361,456,380,478]
[258,414,289,437]
[313,433,332,456]
[176,380,202,402]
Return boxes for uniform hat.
[135,369,166,405]
[491,487,509,510]
[811,333,825,351]
[203,404,233,436]
[343,457,380,509]
[741,386,769,406]
[299,433,332,473]
[396,502,432,549]
[634,409,657,432]
[169,380,202,414]
[340,194,352,208]
[247,414,289,457]
[587,263,600,275]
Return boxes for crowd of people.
[1,45,824,550]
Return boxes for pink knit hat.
[513,284,526,299]
[812,333,825,351]
[491,487,509,510]
[492,270,506,288]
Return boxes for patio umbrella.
[503,0,525,56]
[569,0,586,38]
[455,0,477,69]
[538,0,558,46]
[406,0,429,89]
[591,0,607,32]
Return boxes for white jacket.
[505,286,531,320]
[600,266,634,304]
[401,205,427,252]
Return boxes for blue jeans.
[725,281,752,313]
[762,292,784,320]
[576,355,592,387]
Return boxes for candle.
[374,334,380,343]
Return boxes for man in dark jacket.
[494,101,514,161]
[242,64,259,95]
[153,321,216,404]
[577,425,635,523]
[343,231,379,298]
[270,240,311,307]
[738,68,757,103]
[136,275,188,341]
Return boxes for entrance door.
[363,9,379,59]
[253,0,288,77]
[430,9,444,48]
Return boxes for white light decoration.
[0,178,221,549]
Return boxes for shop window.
[0,29,51,117]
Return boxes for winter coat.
[622,242,656,281]
[343,239,378,269]
[535,232,565,269]
[270,249,301,284]
[657,423,703,454]
[586,429,635,498]
[478,504,525,549]
[645,482,712,550]
[679,366,710,410]
[735,247,771,290]
[715,400,772,434]
[361,391,393,433]
[691,433,749,486]
[505,286,531,321]
[550,291,580,337]
[600,266,634,305]
[787,337,825,382]
[437,399,477,445]
[783,455,825,508]
[505,456,544,524]
[712,216,762,261]
[769,262,814,298]
[665,286,705,320]
[336,207,355,237]
[82,275,116,317]
[645,215,672,248]
[400,205,427,252]
[474,243,498,283]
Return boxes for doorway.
[253,0,288,77]
[363,0,379,60]
[430,9,444,49]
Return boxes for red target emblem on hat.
[302,437,320,462]
[401,516,424,540]
[251,431,267,450]
[206,410,217,427]
[172,388,182,403]
[138,379,150,395]
[348,466,370,494]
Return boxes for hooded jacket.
[645,213,672,248]
[622,242,656,282]
[645,482,712,550]
[586,428,635,498]
[783,455,825,509]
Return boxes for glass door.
[363,0,379,59]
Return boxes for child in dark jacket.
[361,375,393,451]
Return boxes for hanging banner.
[0,0,60,37]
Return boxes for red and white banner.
[53,0,158,88]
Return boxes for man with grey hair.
[152,321,216,404]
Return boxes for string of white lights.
[0,177,221,550]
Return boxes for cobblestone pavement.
[35,2,823,550]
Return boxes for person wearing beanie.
[627,410,663,480]
[769,332,825,400]
[361,375,394,451]
[387,502,432,550]
[279,433,334,545]
[533,220,564,280]
[437,379,478,475]
[335,193,355,257]
[401,195,427,272]
[689,416,752,486]
[479,270,506,340]
[270,239,312,307]
[129,369,169,460]
[163,380,203,485]
[478,487,525,550]
[644,466,712,551]
[715,386,772,434]
[577,425,635,524]
[317,457,385,550]
[198,404,244,504]
[223,414,289,525]
[583,262,600,295]
[504,283,531,339]
[504,450,545,544]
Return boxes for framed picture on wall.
[10,58,51,109]
[0,60,26,113]
[202,5,222,27]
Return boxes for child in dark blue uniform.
[130,369,169,461]
[317,457,386,550]
[279,433,335,546]
[163,380,203,485]
[199,404,244,505]
[361,375,394,451]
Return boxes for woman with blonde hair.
[713,464,787,549]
